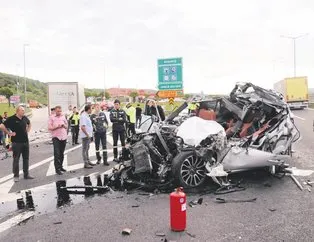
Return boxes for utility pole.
[16,64,19,95]
[104,64,106,101]
[281,34,308,77]
[23,44,29,104]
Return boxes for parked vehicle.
[274,76,309,109]
[111,83,300,189]
[47,82,85,114]
[28,100,42,108]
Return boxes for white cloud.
[1,0,314,94]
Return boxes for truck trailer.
[47,82,85,114]
[274,76,309,109]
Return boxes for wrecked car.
[116,83,300,189]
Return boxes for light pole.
[281,34,308,77]
[104,64,106,101]
[16,64,19,95]
[23,44,29,104]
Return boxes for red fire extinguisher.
[170,187,186,231]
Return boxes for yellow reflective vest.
[70,113,80,126]
[125,106,136,124]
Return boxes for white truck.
[47,82,85,114]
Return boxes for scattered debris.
[189,200,198,208]
[122,228,132,235]
[53,222,62,225]
[263,182,272,188]
[131,205,140,208]
[188,198,203,207]
[185,231,196,238]
[214,184,246,195]
[269,208,276,212]
[286,167,314,177]
[305,180,314,187]
[290,175,303,191]
[155,232,166,237]
[307,187,311,192]
[17,198,25,210]
[215,197,257,203]
[25,191,35,210]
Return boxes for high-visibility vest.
[188,103,197,111]
[71,114,80,126]
[125,106,136,124]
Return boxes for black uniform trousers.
[112,130,125,158]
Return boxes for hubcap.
[180,155,206,187]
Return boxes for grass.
[0,103,16,116]
[0,103,32,117]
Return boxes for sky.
[1,0,314,94]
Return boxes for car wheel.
[172,151,207,188]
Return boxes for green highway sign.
[158,57,183,91]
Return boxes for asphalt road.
[0,109,314,241]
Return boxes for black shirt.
[3,115,30,143]
[149,106,165,121]
[136,107,142,117]
[109,109,127,132]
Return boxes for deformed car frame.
[114,82,299,189]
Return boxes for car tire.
[172,151,207,188]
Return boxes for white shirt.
[79,112,93,138]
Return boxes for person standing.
[48,106,68,175]
[188,102,197,115]
[149,101,166,121]
[125,103,136,136]
[0,115,3,145]
[69,107,80,145]
[90,104,109,165]
[3,112,8,122]
[110,100,127,162]
[80,105,95,168]
[135,104,142,128]
[65,105,73,134]
[0,106,34,182]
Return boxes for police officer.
[91,104,109,166]
[110,99,127,162]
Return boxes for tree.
[105,91,110,100]
[84,90,93,102]
[0,87,14,107]
[129,91,138,103]
[184,94,192,100]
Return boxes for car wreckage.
[110,82,300,190]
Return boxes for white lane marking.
[46,152,114,176]
[0,134,115,184]
[0,144,83,185]
[293,115,306,121]
[0,211,35,234]
[0,179,18,202]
